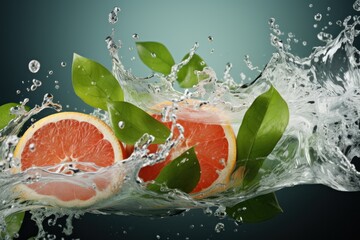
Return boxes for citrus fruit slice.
[138,101,237,196]
[13,112,126,208]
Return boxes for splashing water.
[1,2,360,239]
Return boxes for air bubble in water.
[48,70,53,75]
[313,24,318,28]
[302,41,307,46]
[208,35,214,42]
[109,6,121,24]
[132,33,139,40]
[16,90,21,94]
[33,79,42,87]
[28,60,40,73]
[29,143,36,152]
[61,61,67,67]
[314,13,322,21]
[354,0,360,11]
[309,3,313,8]
[327,6,331,11]
[214,223,225,233]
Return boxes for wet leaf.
[147,147,200,193]
[72,53,123,110]
[136,42,175,75]
[226,192,282,223]
[177,53,207,88]
[236,85,289,187]
[0,103,30,130]
[107,101,170,144]
[1,211,25,239]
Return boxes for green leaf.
[0,103,19,130]
[72,53,124,110]
[1,211,25,238]
[177,53,207,88]
[107,101,170,144]
[226,192,282,223]
[236,85,289,187]
[0,103,30,130]
[135,42,175,75]
[147,147,200,193]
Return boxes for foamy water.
[1,2,360,239]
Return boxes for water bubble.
[214,205,227,219]
[208,35,214,42]
[29,143,36,152]
[317,32,333,42]
[16,90,21,94]
[214,223,225,233]
[313,24,318,28]
[156,235,161,239]
[354,0,360,11]
[327,6,331,11]
[118,121,125,129]
[132,33,139,40]
[240,72,246,80]
[328,21,333,26]
[61,61,67,67]
[288,32,294,38]
[109,6,121,24]
[189,224,195,229]
[28,60,40,73]
[131,56,136,61]
[33,79,42,87]
[210,48,215,54]
[302,41,307,46]
[48,70,53,75]
[55,85,60,90]
[268,17,275,28]
[314,13,322,21]
[309,3,313,8]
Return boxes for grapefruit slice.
[138,101,237,197]
[13,112,126,208]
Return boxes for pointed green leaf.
[0,103,30,130]
[226,192,282,223]
[72,53,124,110]
[1,211,25,239]
[107,101,170,144]
[147,147,200,193]
[236,85,289,187]
[135,42,175,75]
[177,53,207,88]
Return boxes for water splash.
[1,2,360,239]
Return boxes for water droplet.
[118,121,125,129]
[16,90,21,94]
[33,79,42,87]
[354,0,360,11]
[132,33,139,40]
[302,41,307,46]
[314,13,322,21]
[268,17,275,28]
[48,70,53,75]
[29,143,36,152]
[309,3,313,8]
[317,32,333,42]
[61,61,67,67]
[214,222,225,233]
[151,52,157,58]
[28,60,40,73]
[208,36,214,42]
[328,21,333,26]
[109,6,121,24]
[203,207,213,216]
[30,85,37,91]
[288,32,294,38]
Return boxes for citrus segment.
[139,102,237,195]
[13,112,126,208]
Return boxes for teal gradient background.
[2,0,360,239]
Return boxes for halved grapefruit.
[12,112,126,208]
[138,101,237,197]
